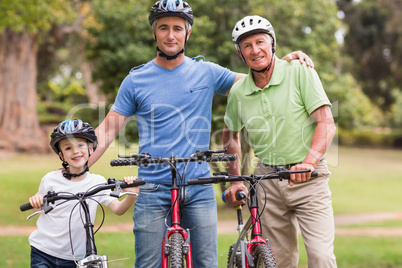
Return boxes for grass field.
[1,145,402,267]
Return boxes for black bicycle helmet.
[149,0,194,26]
[50,119,97,155]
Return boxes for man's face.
[238,33,273,70]
[153,16,190,56]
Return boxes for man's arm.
[290,105,336,185]
[281,51,315,68]
[222,125,248,206]
[88,109,131,167]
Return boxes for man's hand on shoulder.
[282,51,314,68]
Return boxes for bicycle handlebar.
[110,150,237,167]
[188,170,318,185]
[20,178,146,212]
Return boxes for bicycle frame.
[189,169,316,268]
[229,184,270,268]
[161,159,193,268]
[111,150,236,268]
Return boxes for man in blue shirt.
[89,1,312,267]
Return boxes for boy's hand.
[29,195,44,209]
[122,176,140,195]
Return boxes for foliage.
[46,75,87,102]
[251,0,342,72]
[84,0,155,100]
[0,0,74,33]
[337,0,402,110]
[391,89,402,128]
[323,72,381,129]
[2,0,400,148]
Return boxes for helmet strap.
[156,47,185,60]
[63,165,89,180]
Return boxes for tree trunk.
[0,28,48,153]
[80,60,105,105]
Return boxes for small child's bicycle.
[20,178,146,268]
[110,149,236,268]
[188,168,317,268]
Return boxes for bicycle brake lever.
[118,192,139,198]
[27,210,43,220]
[26,201,55,220]
[110,180,123,198]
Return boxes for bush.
[338,128,402,148]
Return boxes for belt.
[262,162,301,170]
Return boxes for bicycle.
[20,177,146,268]
[188,167,317,268]
[110,149,236,268]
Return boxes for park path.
[1,212,402,237]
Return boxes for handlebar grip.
[222,190,246,203]
[210,154,237,162]
[119,178,146,187]
[110,159,138,167]
[20,203,33,212]
[187,178,215,185]
[236,191,246,200]
[311,171,318,178]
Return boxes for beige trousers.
[255,159,337,268]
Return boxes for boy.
[28,119,139,267]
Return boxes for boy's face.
[58,138,93,173]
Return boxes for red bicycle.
[188,168,317,268]
[110,149,236,268]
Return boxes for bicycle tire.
[168,233,184,268]
[227,244,242,268]
[253,243,276,268]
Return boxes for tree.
[337,0,402,110]
[0,1,103,153]
[0,0,71,152]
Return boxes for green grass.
[1,146,402,267]
[2,233,402,268]
[326,146,402,215]
[340,219,402,229]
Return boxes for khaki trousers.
[255,159,337,268]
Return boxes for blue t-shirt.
[112,56,236,184]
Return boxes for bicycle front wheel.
[227,244,242,268]
[253,244,276,268]
[168,233,184,268]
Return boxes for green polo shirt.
[224,57,331,165]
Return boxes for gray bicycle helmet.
[232,15,276,52]
[149,0,194,26]
[50,119,97,154]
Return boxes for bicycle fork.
[77,200,109,267]
[161,159,193,268]
[243,187,269,268]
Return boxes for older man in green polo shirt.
[222,15,337,268]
